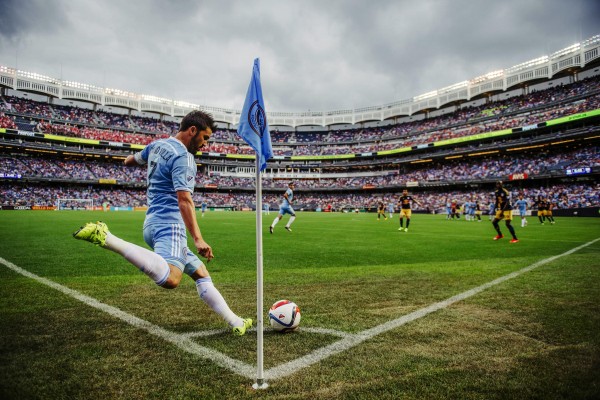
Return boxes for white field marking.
[300,327,354,338]
[262,237,600,380]
[0,256,256,380]
[181,329,232,338]
[2,237,598,382]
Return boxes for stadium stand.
[1,61,599,215]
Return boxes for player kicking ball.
[73,111,252,335]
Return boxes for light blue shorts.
[279,205,296,216]
[143,223,202,276]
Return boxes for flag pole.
[253,155,268,390]
[236,58,272,389]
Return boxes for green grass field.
[1,210,599,399]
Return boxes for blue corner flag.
[237,58,273,171]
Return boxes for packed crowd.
[1,76,599,156]
[1,182,597,211]
[0,112,16,129]
[1,146,597,187]
[2,89,598,156]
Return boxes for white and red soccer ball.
[268,300,301,332]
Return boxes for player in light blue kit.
[201,200,207,218]
[73,111,252,335]
[488,199,496,221]
[387,200,395,219]
[514,193,528,227]
[270,182,296,233]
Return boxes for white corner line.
[262,237,600,380]
[1,237,598,382]
[0,257,256,380]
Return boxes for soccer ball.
[268,300,301,332]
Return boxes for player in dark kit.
[377,201,387,221]
[491,181,519,243]
[535,195,547,224]
[397,189,421,232]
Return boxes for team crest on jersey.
[248,100,266,138]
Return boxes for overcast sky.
[0,0,598,113]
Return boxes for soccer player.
[263,202,270,215]
[491,181,519,243]
[514,194,528,227]
[201,200,207,218]
[397,189,421,232]
[450,199,458,220]
[73,111,252,336]
[387,200,395,219]
[445,198,452,220]
[535,195,547,224]
[474,200,482,222]
[546,197,556,224]
[488,199,496,221]
[270,182,296,233]
[377,200,387,221]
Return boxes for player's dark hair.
[180,110,218,134]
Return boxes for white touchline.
[1,237,598,382]
[0,256,256,380]
[262,237,600,380]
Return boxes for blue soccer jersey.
[515,199,528,215]
[134,137,196,226]
[515,199,527,210]
[283,188,293,207]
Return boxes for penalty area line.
[0,256,256,380]
[263,237,600,380]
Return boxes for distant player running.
[73,110,252,335]
[491,181,519,243]
[514,194,528,227]
[270,182,296,233]
[397,189,421,232]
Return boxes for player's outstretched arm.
[177,191,214,262]
[124,154,139,166]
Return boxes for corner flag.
[239,58,271,390]
[238,58,273,171]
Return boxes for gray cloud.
[0,0,598,112]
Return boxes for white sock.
[104,232,170,286]
[286,216,296,227]
[196,277,243,327]
[271,217,280,228]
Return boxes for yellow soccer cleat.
[232,318,253,336]
[73,221,109,247]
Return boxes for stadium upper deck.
[1,36,599,127]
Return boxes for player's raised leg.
[73,221,170,286]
